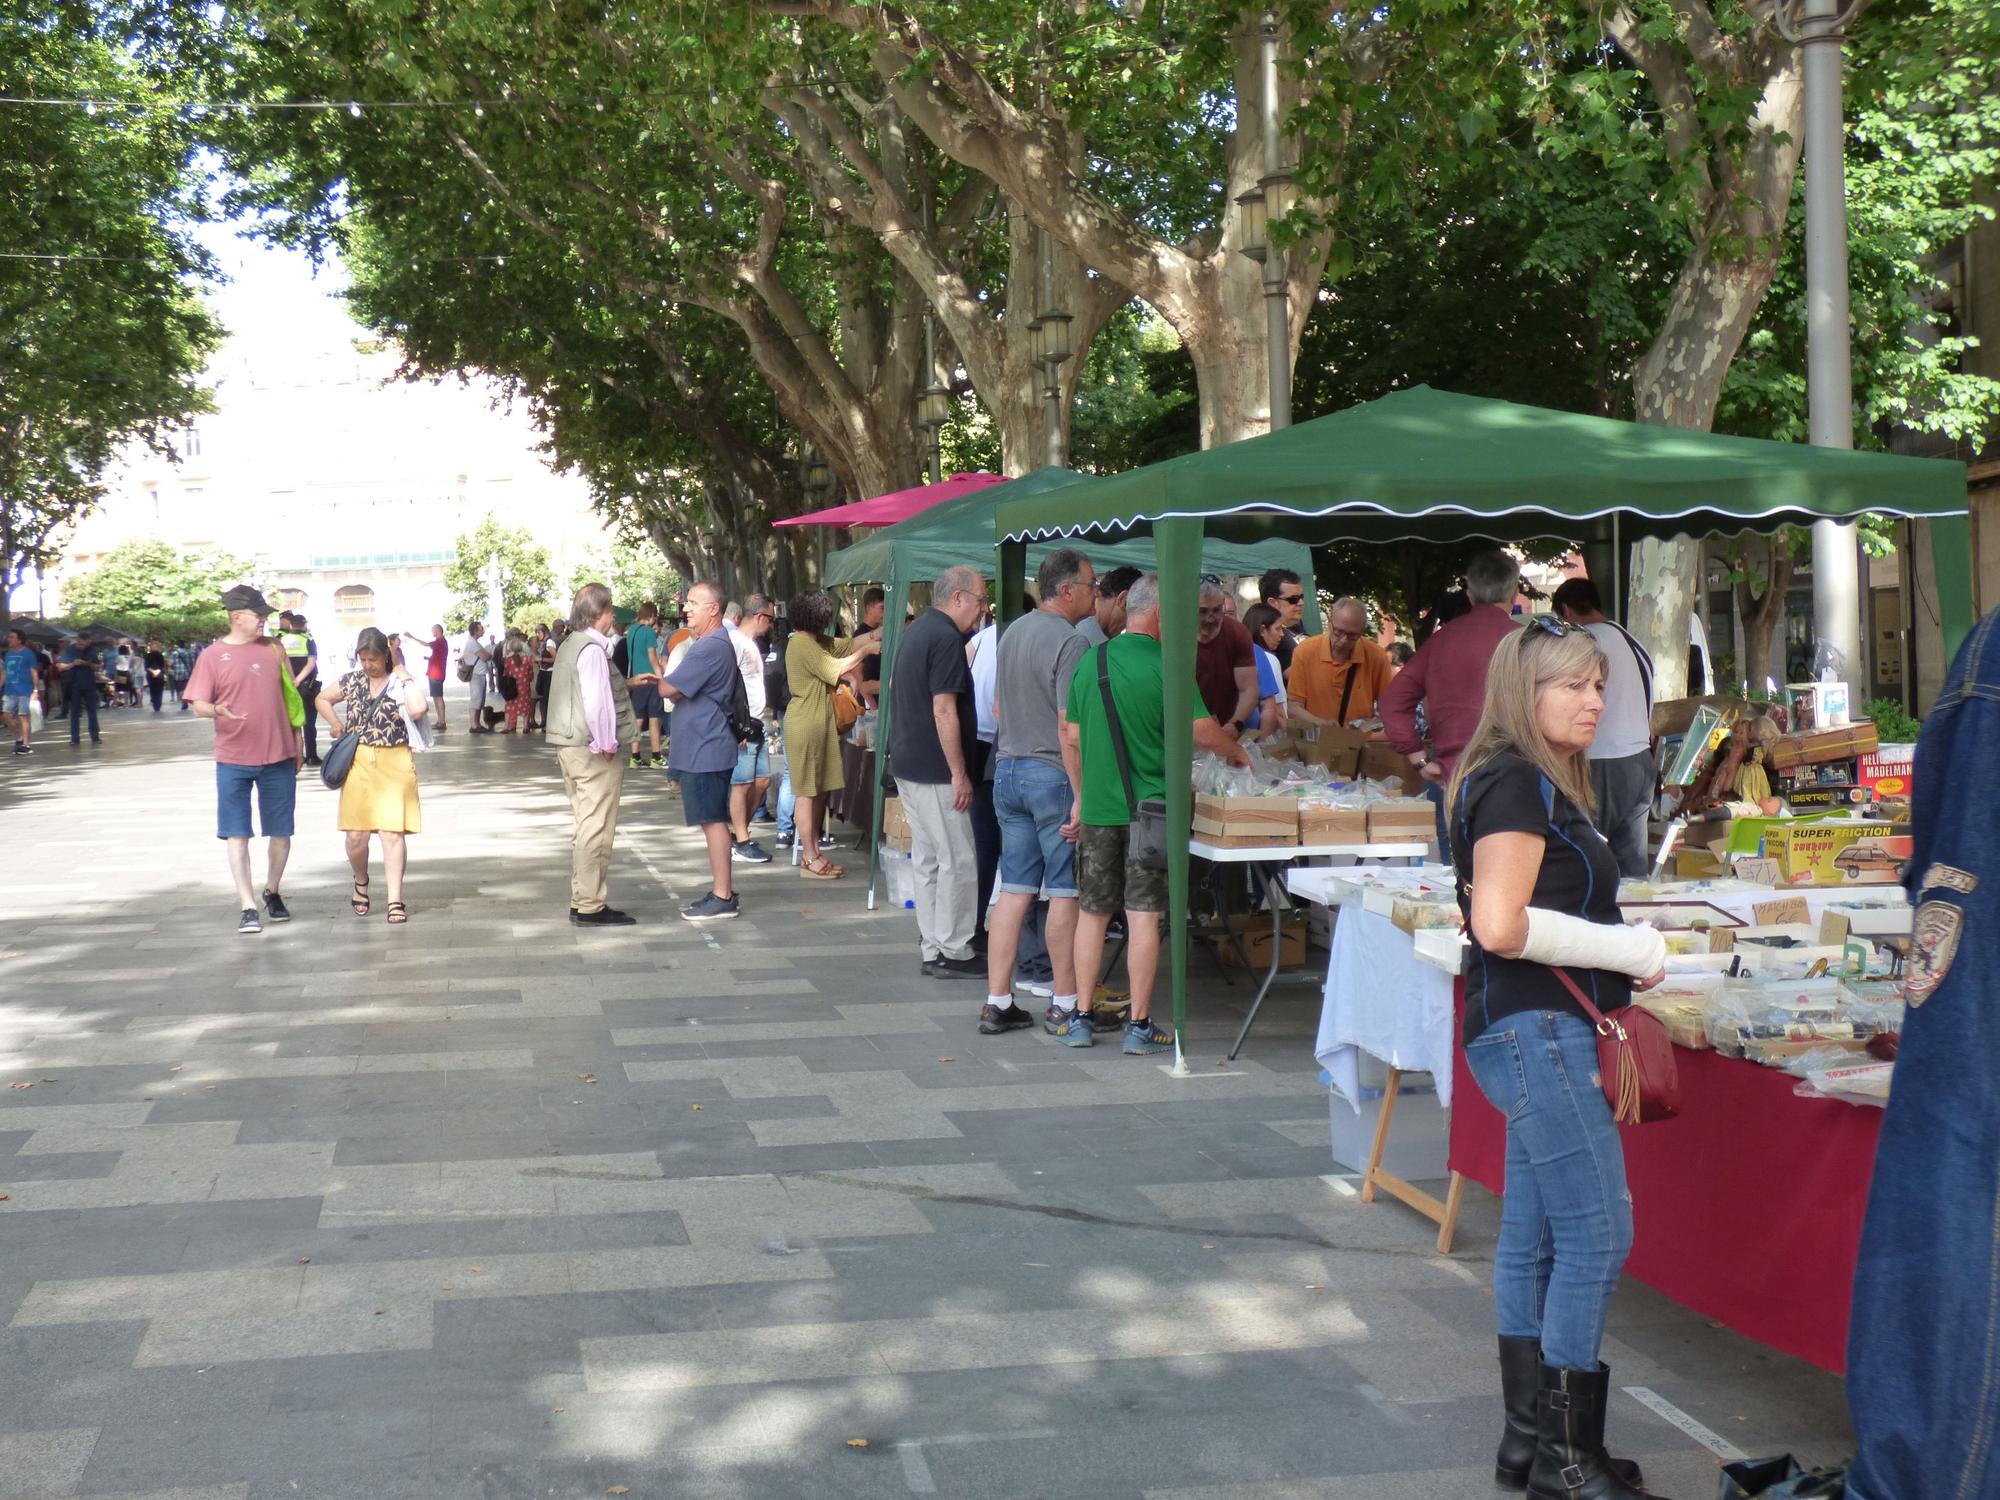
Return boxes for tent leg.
[1931,515,1977,666]
[863,572,907,907]
[998,541,1027,623]
[1155,518,1203,1075]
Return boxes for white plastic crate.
[1324,1068,1449,1181]
[879,846,917,909]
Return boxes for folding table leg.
[1226,864,1286,1060]
[1435,1172,1466,1254]
[1359,1065,1404,1204]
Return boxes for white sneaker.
[1014,977,1055,999]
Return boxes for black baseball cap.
[221,585,273,616]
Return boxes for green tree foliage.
[58,536,261,639]
[1,8,225,621]
[568,537,682,618]
[443,518,554,632]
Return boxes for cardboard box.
[1193,794,1299,847]
[880,797,913,852]
[1787,680,1851,731]
[1298,807,1368,845]
[1214,913,1308,970]
[1858,744,1915,799]
[1367,804,1438,846]
[1768,723,1880,772]
[1292,726,1412,790]
[1761,821,1910,886]
[1675,847,1729,878]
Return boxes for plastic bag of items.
[1717,1456,1847,1499]
[1703,978,1900,1060]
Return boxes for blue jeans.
[66,667,100,743]
[1848,608,2000,1500]
[776,768,796,839]
[1423,781,1449,866]
[1464,1010,1633,1371]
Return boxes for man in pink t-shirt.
[184,586,302,934]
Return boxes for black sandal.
[385,901,407,925]
[350,878,370,916]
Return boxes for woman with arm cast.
[1449,619,1668,1500]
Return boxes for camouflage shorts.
[1077,822,1167,916]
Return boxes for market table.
[1448,986,1883,1373]
[1192,839,1428,1059]
[827,738,884,835]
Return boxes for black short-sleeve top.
[1449,750,1630,1044]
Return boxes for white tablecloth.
[1300,886,1458,1113]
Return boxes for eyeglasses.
[1525,613,1576,639]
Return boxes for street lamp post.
[1033,230,1073,469]
[1786,0,1866,699]
[918,314,950,485]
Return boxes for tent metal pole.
[864,568,904,911]
[997,542,1027,624]
[1155,518,1203,1074]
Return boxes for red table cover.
[1449,983,1881,1373]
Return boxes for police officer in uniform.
[277,611,322,768]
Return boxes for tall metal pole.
[1260,10,1291,432]
[1800,0,1864,699]
[1037,230,1065,468]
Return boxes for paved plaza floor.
[0,707,1853,1499]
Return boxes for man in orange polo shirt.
[1286,597,1393,728]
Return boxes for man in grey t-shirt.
[982,548,1100,1041]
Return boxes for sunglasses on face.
[1277,591,1304,605]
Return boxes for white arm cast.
[1519,908,1666,979]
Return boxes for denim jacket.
[1847,607,2000,1500]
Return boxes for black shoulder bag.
[1096,644,1170,873]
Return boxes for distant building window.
[275,589,307,611]
[334,585,375,627]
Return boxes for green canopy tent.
[991,385,1975,1063]
[822,466,1322,908]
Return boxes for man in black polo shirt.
[891,566,989,981]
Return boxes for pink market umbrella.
[772,471,1005,529]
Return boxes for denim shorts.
[216,759,297,840]
[2,693,30,717]
[731,738,771,786]
[629,680,664,722]
[678,768,732,827]
[994,757,1078,899]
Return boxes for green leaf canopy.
[993,387,1971,550]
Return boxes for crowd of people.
[2,627,213,753]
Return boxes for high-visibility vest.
[278,630,311,669]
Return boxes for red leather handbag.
[1550,967,1681,1124]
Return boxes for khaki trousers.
[899,779,978,962]
[557,746,625,913]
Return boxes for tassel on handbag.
[1550,966,1680,1124]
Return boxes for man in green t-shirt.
[625,602,665,768]
[1061,573,1248,1056]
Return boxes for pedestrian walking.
[113,641,135,706]
[985,549,1096,1041]
[1448,620,1664,1499]
[169,641,192,708]
[892,565,989,981]
[460,620,496,733]
[501,632,537,734]
[143,640,168,713]
[61,635,102,745]
[723,597,775,864]
[1552,579,1657,879]
[278,613,323,766]
[780,590,879,877]
[317,627,428,925]
[548,584,638,926]
[4,627,40,755]
[534,623,559,731]
[624,602,666,767]
[1065,574,1249,1054]
[662,582,745,921]
[184,586,304,934]
[1383,550,1524,860]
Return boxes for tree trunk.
[1736,538,1795,691]
[1184,254,1282,447]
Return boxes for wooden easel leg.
[1359,1066,1402,1205]
[1435,1171,1466,1254]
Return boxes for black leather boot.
[1527,1363,1665,1499]
[1497,1342,1644,1492]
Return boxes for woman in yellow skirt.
[317,627,428,924]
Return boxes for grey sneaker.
[681,891,740,923]
[1122,1020,1176,1056]
[237,907,262,935]
[732,839,773,864]
[1050,1009,1095,1047]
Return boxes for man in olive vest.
[277,611,322,768]
[547,582,639,926]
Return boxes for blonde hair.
[1447,623,1608,825]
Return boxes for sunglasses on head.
[1199,573,1223,587]
[1525,613,1576,639]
